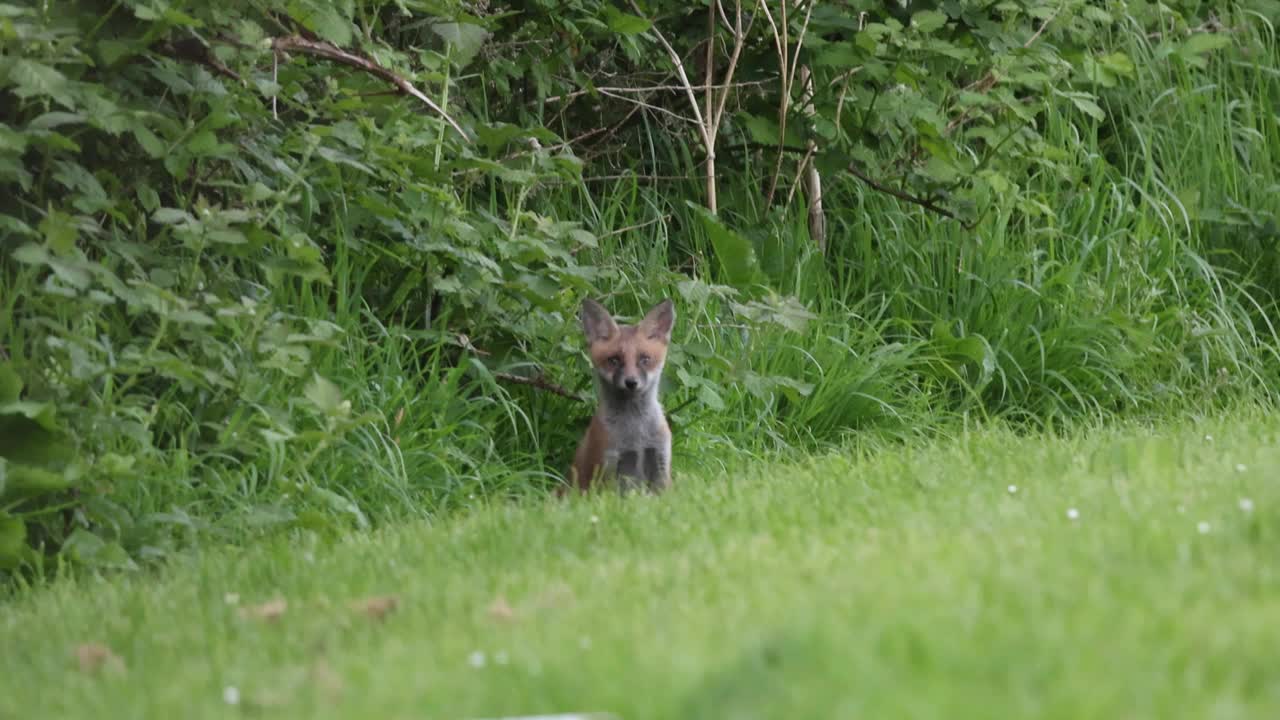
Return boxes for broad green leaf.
[305,485,369,529]
[603,7,651,35]
[288,0,353,46]
[0,514,24,570]
[687,202,763,292]
[28,112,85,130]
[304,373,343,415]
[61,528,138,570]
[152,208,194,224]
[1180,33,1232,56]
[1097,52,1135,77]
[1069,95,1105,121]
[911,10,948,33]
[0,400,57,431]
[431,21,490,67]
[0,364,20,403]
[0,462,72,502]
[9,59,72,106]
[39,209,78,254]
[0,214,35,237]
[133,127,166,158]
[697,383,726,411]
[743,114,780,145]
[186,130,219,155]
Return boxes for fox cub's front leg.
[642,446,671,492]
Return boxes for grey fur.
[583,298,675,494]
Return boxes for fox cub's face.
[580,298,675,396]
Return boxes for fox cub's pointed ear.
[580,299,619,342]
[639,299,676,343]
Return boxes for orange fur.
[561,299,675,495]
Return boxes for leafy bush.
[2,0,1277,577]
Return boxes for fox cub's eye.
[607,355,622,368]
[638,354,651,367]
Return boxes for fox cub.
[567,298,676,494]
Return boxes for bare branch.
[270,35,470,142]
[493,371,587,402]
[599,214,671,238]
[158,37,243,83]
[628,1,710,146]
[542,79,771,104]
[846,163,965,225]
[596,89,698,124]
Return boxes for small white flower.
[222,686,240,705]
[1066,508,1079,520]
[1235,463,1247,473]
[495,650,509,665]
[590,515,599,524]
[1197,521,1212,534]
[1239,498,1254,513]
[1204,434,1214,442]
[468,651,486,668]
[1007,485,1018,494]
[224,592,240,605]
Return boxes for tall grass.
[546,6,1280,461]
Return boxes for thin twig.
[846,163,965,225]
[629,0,709,146]
[543,79,771,104]
[599,214,670,238]
[270,35,470,141]
[158,37,243,82]
[493,371,587,401]
[596,89,698,124]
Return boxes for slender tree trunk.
[798,64,825,252]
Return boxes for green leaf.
[38,209,78,255]
[911,10,948,33]
[0,364,20,404]
[289,0,353,46]
[133,127,166,158]
[0,400,57,431]
[304,373,343,415]
[1097,52,1135,77]
[0,514,25,570]
[687,202,763,292]
[1070,95,1105,121]
[61,529,138,570]
[603,7,652,35]
[1180,33,1232,56]
[8,59,72,106]
[28,112,85,130]
[0,461,73,502]
[305,485,369,530]
[431,22,490,67]
[152,208,194,225]
[186,130,219,155]
[743,114,780,145]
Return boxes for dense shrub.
[2,0,1277,576]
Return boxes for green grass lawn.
[3,410,1278,719]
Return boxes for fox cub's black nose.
[624,377,639,390]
